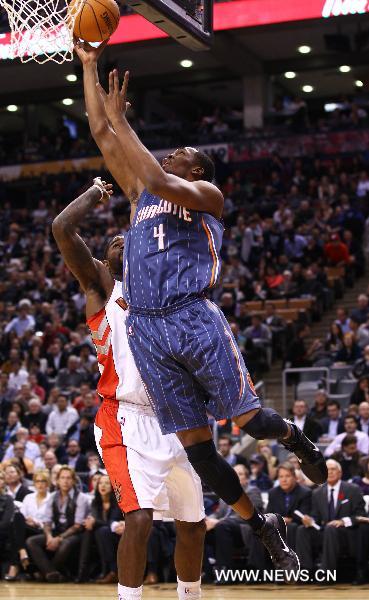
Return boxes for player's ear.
[103,259,109,269]
[192,165,204,179]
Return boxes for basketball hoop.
[0,0,85,63]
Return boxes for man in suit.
[205,464,263,572]
[291,400,323,443]
[320,401,345,441]
[266,462,311,550]
[46,339,69,380]
[217,435,249,469]
[331,435,365,480]
[296,459,366,572]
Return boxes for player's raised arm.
[74,40,143,220]
[52,178,113,296]
[97,70,224,220]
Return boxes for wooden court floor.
[0,583,369,599]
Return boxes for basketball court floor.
[1,583,369,599]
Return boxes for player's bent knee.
[241,407,288,440]
[125,508,153,539]
[185,440,243,505]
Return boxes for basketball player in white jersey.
[52,178,205,600]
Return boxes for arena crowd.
[1,136,369,584]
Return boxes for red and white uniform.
[89,281,204,521]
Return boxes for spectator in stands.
[358,401,369,435]
[78,474,122,583]
[8,360,29,391]
[23,398,47,433]
[324,415,369,457]
[0,372,16,421]
[351,294,369,325]
[205,464,263,573]
[291,400,323,443]
[5,469,50,581]
[55,356,88,393]
[0,410,21,455]
[349,316,369,349]
[352,461,369,496]
[285,324,321,369]
[331,435,365,480]
[309,390,328,421]
[350,377,369,406]
[296,459,366,574]
[217,435,248,468]
[324,233,351,265]
[45,394,79,438]
[4,464,31,501]
[320,400,345,440]
[353,345,369,379]
[335,332,362,364]
[324,322,344,359]
[249,454,273,491]
[266,462,311,550]
[79,413,96,454]
[256,440,278,480]
[46,339,69,380]
[3,427,40,462]
[0,469,15,575]
[27,466,89,583]
[4,299,35,338]
[335,307,351,334]
[65,439,88,474]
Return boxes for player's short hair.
[103,235,124,261]
[194,151,215,182]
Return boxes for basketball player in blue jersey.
[97,68,327,574]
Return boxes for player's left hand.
[96,69,131,124]
[93,177,113,203]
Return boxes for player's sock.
[240,407,289,440]
[185,440,243,505]
[177,577,201,599]
[118,583,143,600]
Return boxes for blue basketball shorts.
[126,297,261,435]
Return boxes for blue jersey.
[123,190,224,309]
[123,189,224,309]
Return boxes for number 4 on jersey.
[154,223,166,250]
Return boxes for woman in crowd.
[351,376,369,405]
[335,331,362,364]
[5,469,50,581]
[77,474,122,583]
[324,322,344,357]
[256,440,279,480]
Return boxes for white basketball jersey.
[87,280,152,409]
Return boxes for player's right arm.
[52,179,113,298]
[74,40,144,220]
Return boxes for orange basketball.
[71,0,120,42]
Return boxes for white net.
[0,0,85,63]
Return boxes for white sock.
[118,583,143,600]
[177,577,202,599]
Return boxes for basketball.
[71,0,120,42]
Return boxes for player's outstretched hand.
[93,177,113,203]
[96,69,131,125]
[73,35,109,65]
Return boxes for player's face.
[107,236,124,273]
[162,147,199,179]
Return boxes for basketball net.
[0,0,85,63]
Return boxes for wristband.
[92,183,105,201]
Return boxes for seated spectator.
[353,345,369,379]
[256,440,278,480]
[217,435,248,468]
[352,461,369,495]
[46,433,67,463]
[65,439,88,475]
[335,332,362,364]
[4,299,35,338]
[5,469,50,581]
[1,440,35,478]
[0,372,16,421]
[34,442,51,470]
[291,399,323,443]
[3,427,40,462]
[73,383,92,412]
[78,413,96,454]
[55,356,89,394]
[26,466,89,583]
[78,474,122,583]
[0,469,15,572]
[324,322,344,357]
[266,462,311,549]
[46,339,69,380]
[285,324,321,369]
[324,415,369,457]
[0,410,21,455]
[45,394,79,438]
[358,401,369,435]
[331,435,366,480]
[350,316,369,350]
[309,390,328,421]
[351,377,369,406]
[351,294,369,325]
[296,459,366,575]
[263,302,286,355]
[4,463,32,501]
[23,398,47,433]
[249,454,273,491]
[335,307,351,334]
[324,233,351,265]
[8,360,29,392]
[320,400,345,440]
[205,464,263,572]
